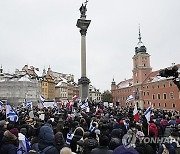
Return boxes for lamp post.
[76,1,91,101]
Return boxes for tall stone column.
[76,2,91,101]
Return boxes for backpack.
[162,144,169,154]
[34,143,53,154]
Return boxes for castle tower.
[132,27,152,85]
[132,27,152,109]
[111,78,116,90]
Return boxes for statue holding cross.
[79,0,89,18]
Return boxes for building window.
[157,84,160,88]
[144,92,146,96]
[152,94,155,99]
[172,103,175,108]
[170,92,174,99]
[164,103,167,107]
[157,93,161,99]
[144,101,146,105]
[163,84,166,88]
[147,92,149,95]
[148,101,150,105]
[153,103,155,107]
[169,82,172,87]
[163,93,167,99]
[147,86,149,89]
[158,103,161,107]
[152,85,154,89]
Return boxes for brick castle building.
[111,29,180,110]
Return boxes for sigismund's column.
[76,1,91,101]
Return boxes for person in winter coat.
[149,121,158,137]
[31,125,59,154]
[55,132,68,152]
[82,131,99,154]
[90,135,113,154]
[0,130,19,154]
[70,127,84,153]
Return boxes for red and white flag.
[133,104,139,122]
[72,95,78,102]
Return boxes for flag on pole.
[126,95,134,104]
[6,103,18,122]
[40,95,45,102]
[144,105,151,122]
[133,104,139,122]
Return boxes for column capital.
[78,76,90,85]
[80,29,87,36]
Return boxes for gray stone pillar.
[81,35,86,77]
[76,3,91,101]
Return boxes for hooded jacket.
[31,125,59,154]
[0,130,18,154]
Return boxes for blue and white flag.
[17,133,31,154]
[144,105,151,122]
[126,95,134,104]
[40,95,45,102]
[81,101,89,110]
[6,103,18,122]
[0,101,3,112]
[25,101,32,109]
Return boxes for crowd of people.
[0,101,180,154]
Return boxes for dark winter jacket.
[0,131,18,154]
[31,125,59,154]
[113,145,139,154]
[90,146,113,154]
[135,142,155,154]
[83,138,99,154]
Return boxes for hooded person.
[70,127,84,153]
[54,132,67,152]
[0,130,19,154]
[31,125,59,154]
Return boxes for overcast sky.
[0,0,180,92]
